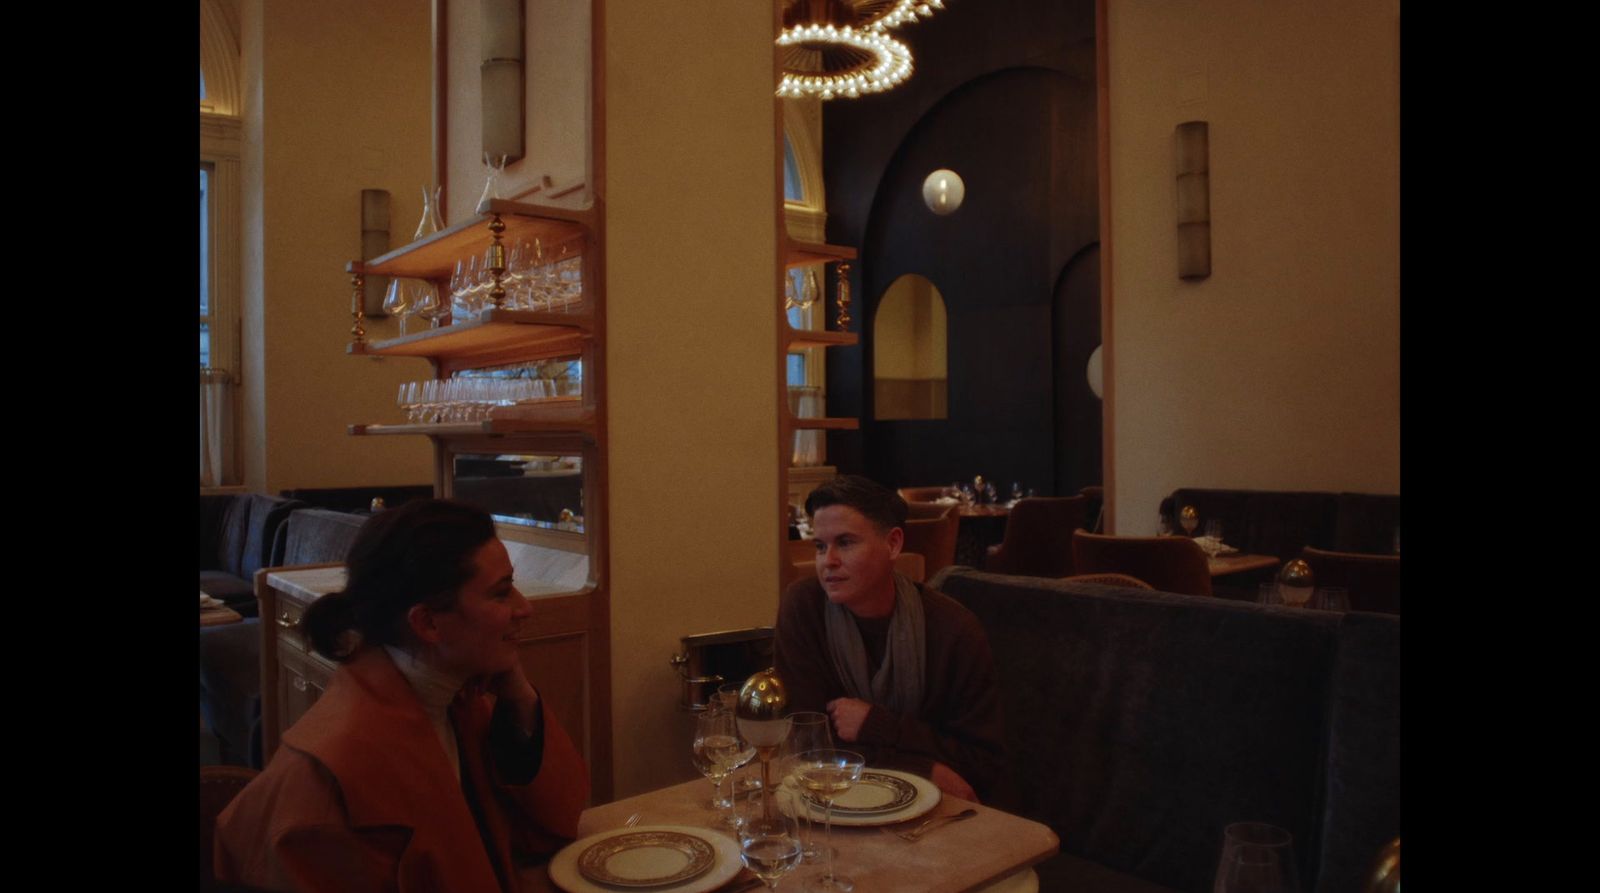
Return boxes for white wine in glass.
[798,749,863,893]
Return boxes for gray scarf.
[824,572,926,715]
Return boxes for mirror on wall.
[873,274,948,420]
[451,452,584,533]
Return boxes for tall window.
[200,164,212,369]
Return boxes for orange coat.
[214,648,589,892]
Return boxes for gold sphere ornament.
[1279,559,1315,588]
[738,669,789,722]
[1180,505,1199,522]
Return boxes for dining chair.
[1299,546,1401,614]
[901,503,961,578]
[898,485,950,505]
[1070,530,1213,597]
[784,550,927,587]
[200,765,260,892]
[984,496,1090,577]
[1060,572,1154,590]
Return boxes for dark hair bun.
[302,589,360,660]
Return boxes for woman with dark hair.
[214,499,589,892]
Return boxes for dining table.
[200,590,243,626]
[935,500,1012,568]
[522,772,1058,893]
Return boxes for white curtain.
[789,386,824,466]
[200,368,234,486]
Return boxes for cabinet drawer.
[271,596,311,652]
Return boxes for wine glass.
[738,789,804,891]
[1180,505,1200,535]
[717,683,762,797]
[412,281,448,329]
[779,712,833,863]
[1204,519,1224,542]
[1213,822,1300,893]
[695,707,754,830]
[797,749,863,892]
[382,278,412,336]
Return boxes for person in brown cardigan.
[214,500,589,892]
[775,476,1006,803]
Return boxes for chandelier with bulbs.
[776,0,945,100]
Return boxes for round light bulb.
[922,168,965,215]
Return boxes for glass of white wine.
[694,707,755,830]
[737,789,804,891]
[778,713,833,863]
[797,749,863,893]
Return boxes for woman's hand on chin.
[487,661,541,732]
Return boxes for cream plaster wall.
[446,0,592,223]
[602,5,779,798]
[1106,0,1400,533]
[242,0,436,493]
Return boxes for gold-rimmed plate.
[574,830,715,888]
[549,825,740,893]
[804,770,918,815]
[783,768,942,828]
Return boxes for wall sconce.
[1175,121,1210,280]
[481,0,525,165]
[922,168,965,215]
[360,188,390,315]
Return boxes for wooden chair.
[784,550,926,587]
[1300,546,1401,614]
[1070,530,1213,597]
[901,503,960,578]
[984,496,1090,577]
[200,765,260,892]
[1060,572,1154,590]
[898,486,949,504]
[905,501,953,520]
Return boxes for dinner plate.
[803,770,918,816]
[576,830,716,887]
[549,825,740,893]
[783,768,941,828]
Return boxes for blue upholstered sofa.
[199,507,368,767]
[931,566,1399,893]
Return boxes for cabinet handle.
[277,611,301,631]
[293,676,307,692]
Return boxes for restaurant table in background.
[526,777,1057,893]
[1205,553,1281,601]
[200,590,243,626]
[945,502,1011,569]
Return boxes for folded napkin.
[1192,535,1235,558]
[200,592,226,610]
[935,496,959,505]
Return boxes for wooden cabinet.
[778,238,860,584]
[256,196,613,801]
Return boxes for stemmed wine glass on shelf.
[796,748,864,893]
[382,278,413,336]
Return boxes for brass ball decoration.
[1279,559,1315,587]
[737,668,789,723]
[1180,505,1198,522]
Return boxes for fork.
[888,807,978,842]
[623,812,643,828]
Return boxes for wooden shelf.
[786,327,857,351]
[350,198,594,281]
[784,239,857,269]
[791,417,859,431]
[348,403,596,438]
[348,308,591,365]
